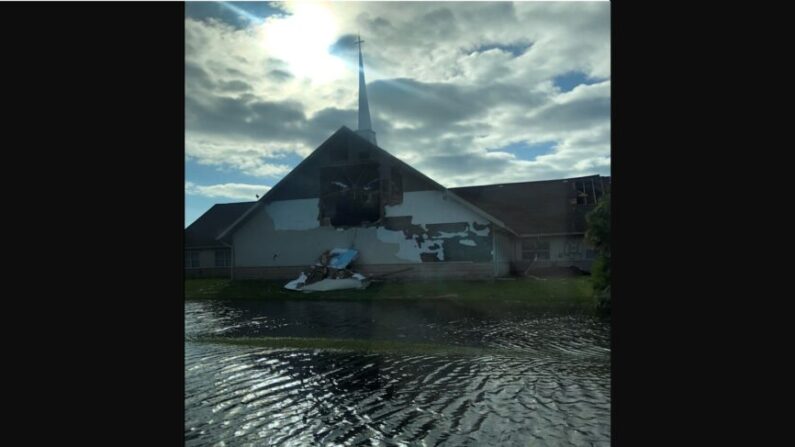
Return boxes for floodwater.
[185,300,610,446]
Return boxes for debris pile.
[284,248,369,292]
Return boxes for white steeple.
[355,34,377,145]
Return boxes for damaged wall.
[227,127,508,276]
[233,189,497,269]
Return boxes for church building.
[185,39,609,280]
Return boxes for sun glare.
[259,3,346,83]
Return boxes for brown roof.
[185,202,255,248]
[450,175,610,236]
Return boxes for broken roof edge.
[216,126,354,241]
[347,129,517,235]
[449,174,609,191]
[216,126,518,240]
[443,190,517,236]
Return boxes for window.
[562,239,583,258]
[186,251,200,268]
[522,239,550,261]
[214,249,231,267]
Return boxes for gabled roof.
[216,126,512,240]
[185,202,255,248]
[450,175,610,236]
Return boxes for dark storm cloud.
[458,1,518,24]
[186,94,359,149]
[218,79,252,93]
[418,8,458,39]
[186,94,307,142]
[329,34,358,57]
[420,152,508,173]
[302,107,359,146]
[185,62,216,90]
[518,86,611,132]
[267,69,293,82]
[368,78,479,127]
[369,78,546,129]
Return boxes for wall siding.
[233,190,497,270]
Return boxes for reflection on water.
[185,300,610,446]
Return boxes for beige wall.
[232,191,497,269]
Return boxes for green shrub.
[586,193,611,315]
[591,253,611,292]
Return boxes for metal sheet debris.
[284,248,369,292]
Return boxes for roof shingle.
[185,202,255,248]
[450,175,609,235]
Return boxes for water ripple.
[185,301,610,446]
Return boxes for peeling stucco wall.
[233,190,496,268]
[385,191,490,225]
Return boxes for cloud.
[185,137,294,178]
[185,181,271,201]
[185,2,610,191]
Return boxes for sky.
[185,1,611,227]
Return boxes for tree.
[586,193,610,314]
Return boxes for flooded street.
[185,300,610,446]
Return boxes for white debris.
[458,239,477,246]
[284,272,308,291]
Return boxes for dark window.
[319,163,381,226]
[186,251,200,268]
[521,239,550,261]
[214,249,231,267]
[562,238,583,258]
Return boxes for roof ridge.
[450,174,606,189]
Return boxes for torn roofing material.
[450,176,610,236]
[215,126,513,241]
[185,202,255,248]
